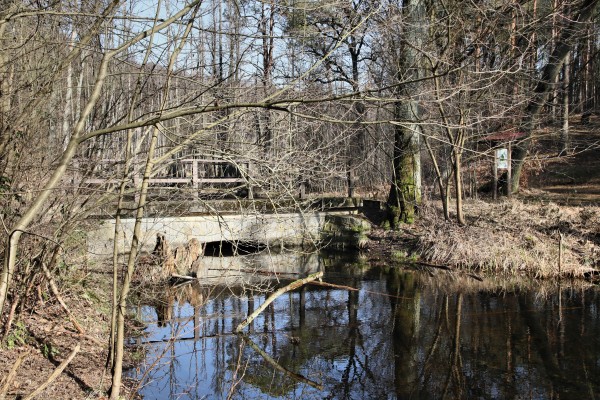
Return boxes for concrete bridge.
[86,201,376,259]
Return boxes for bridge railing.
[76,158,253,198]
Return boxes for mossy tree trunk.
[387,0,424,228]
[388,114,421,227]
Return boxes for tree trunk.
[511,0,598,193]
[109,126,159,399]
[109,9,198,397]
[453,147,465,225]
[581,25,593,123]
[388,116,421,227]
[0,54,112,316]
[424,136,449,220]
[551,0,560,122]
[561,52,571,154]
[387,0,424,226]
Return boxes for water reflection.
[127,253,600,399]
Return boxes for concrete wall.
[87,211,355,259]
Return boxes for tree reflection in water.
[128,254,600,399]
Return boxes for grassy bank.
[369,198,600,279]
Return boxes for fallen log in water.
[307,280,360,291]
[235,271,323,333]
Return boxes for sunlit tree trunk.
[387,0,424,226]
[453,143,465,225]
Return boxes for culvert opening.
[203,240,267,257]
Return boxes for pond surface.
[127,252,600,399]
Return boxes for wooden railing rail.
[76,158,253,198]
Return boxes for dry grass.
[413,198,600,278]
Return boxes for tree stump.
[153,233,175,278]
[173,238,203,275]
[154,235,205,278]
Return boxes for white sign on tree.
[496,148,508,169]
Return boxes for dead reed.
[414,199,600,279]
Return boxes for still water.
[127,252,600,399]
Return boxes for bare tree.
[511,0,598,193]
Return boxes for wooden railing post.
[246,161,254,199]
[192,159,199,193]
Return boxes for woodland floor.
[523,114,600,205]
[367,113,600,279]
[2,115,600,399]
[0,265,139,399]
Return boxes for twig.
[22,342,81,400]
[308,281,359,291]
[240,334,323,390]
[0,350,31,397]
[235,271,323,333]
[237,268,300,277]
[466,273,484,282]
[41,263,85,334]
[558,232,564,278]
[226,339,247,400]
[310,281,419,300]
[415,261,452,270]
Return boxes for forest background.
[0,0,599,398]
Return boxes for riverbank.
[0,265,138,399]
[1,196,599,398]
[367,196,600,279]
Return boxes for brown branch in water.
[415,261,484,282]
[235,271,323,333]
[308,281,359,291]
[415,261,483,281]
[240,334,324,390]
[22,342,81,400]
[415,261,452,270]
